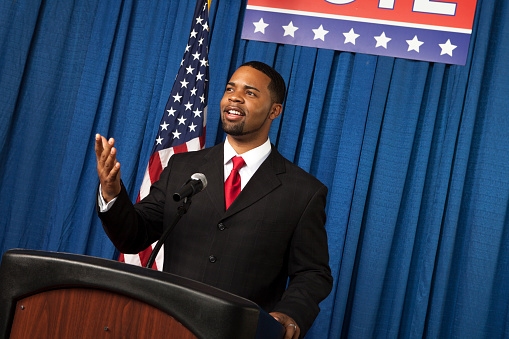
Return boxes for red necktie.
[225,156,245,209]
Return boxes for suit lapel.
[198,143,226,216]
[223,145,286,219]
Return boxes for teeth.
[228,110,242,115]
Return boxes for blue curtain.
[1,0,507,338]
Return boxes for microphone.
[173,173,207,202]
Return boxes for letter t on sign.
[378,0,457,15]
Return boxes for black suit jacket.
[99,143,333,336]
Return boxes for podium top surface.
[0,249,284,339]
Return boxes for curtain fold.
[1,0,508,338]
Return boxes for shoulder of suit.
[270,147,326,189]
[171,143,220,160]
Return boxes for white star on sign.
[312,25,329,41]
[374,32,391,49]
[407,35,424,52]
[160,121,169,130]
[172,129,181,139]
[253,18,269,34]
[439,39,457,56]
[282,21,299,37]
[343,28,359,45]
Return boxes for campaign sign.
[241,0,478,65]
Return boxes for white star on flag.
[178,116,187,125]
[374,32,391,49]
[343,28,359,45]
[180,79,189,88]
[282,21,299,37]
[172,130,181,139]
[173,93,182,102]
[407,35,424,52]
[253,18,269,34]
[160,121,169,130]
[439,39,457,56]
[193,108,202,117]
[312,25,328,41]
[188,122,197,132]
[156,136,163,145]
[167,107,176,116]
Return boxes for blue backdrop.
[1,0,508,338]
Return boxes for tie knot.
[231,156,245,171]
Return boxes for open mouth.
[224,106,245,119]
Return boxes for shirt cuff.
[98,184,118,212]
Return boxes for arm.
[272,184,333,338]
[95,133,166,253]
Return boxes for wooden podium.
[0,249,284,339]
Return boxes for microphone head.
[191,173,208,191]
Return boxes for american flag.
[120,0,209,270]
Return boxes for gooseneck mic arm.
[145,173,207,269]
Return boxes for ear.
[268,103,282,121]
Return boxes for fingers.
[269,312,300,339]
[95,134,122,201]
[95,134,115,164]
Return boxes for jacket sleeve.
[96,156,175,254]
[271,184,333,337]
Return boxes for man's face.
[220,66,279,141]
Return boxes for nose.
[228,89,243,103]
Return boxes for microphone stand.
[145,197,192,269]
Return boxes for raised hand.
[95,134,121,202]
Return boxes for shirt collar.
[223,137,272,169]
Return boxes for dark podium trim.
[0,249,284,339]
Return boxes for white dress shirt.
[223,137,271,189]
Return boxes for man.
[96,61,332,338]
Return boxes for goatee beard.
[222,120,245,136]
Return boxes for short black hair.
[240,61,286,104]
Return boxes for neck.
[226,135,268,154]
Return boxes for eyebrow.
[227,82,261,93]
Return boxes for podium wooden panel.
[0,249,284,339]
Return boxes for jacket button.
[208,255,217,263]
[217,222,226,231]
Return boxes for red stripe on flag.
[148,152,163,183]
[200,127,206,148]
[173,143,188,154]
[138,246,158,270]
